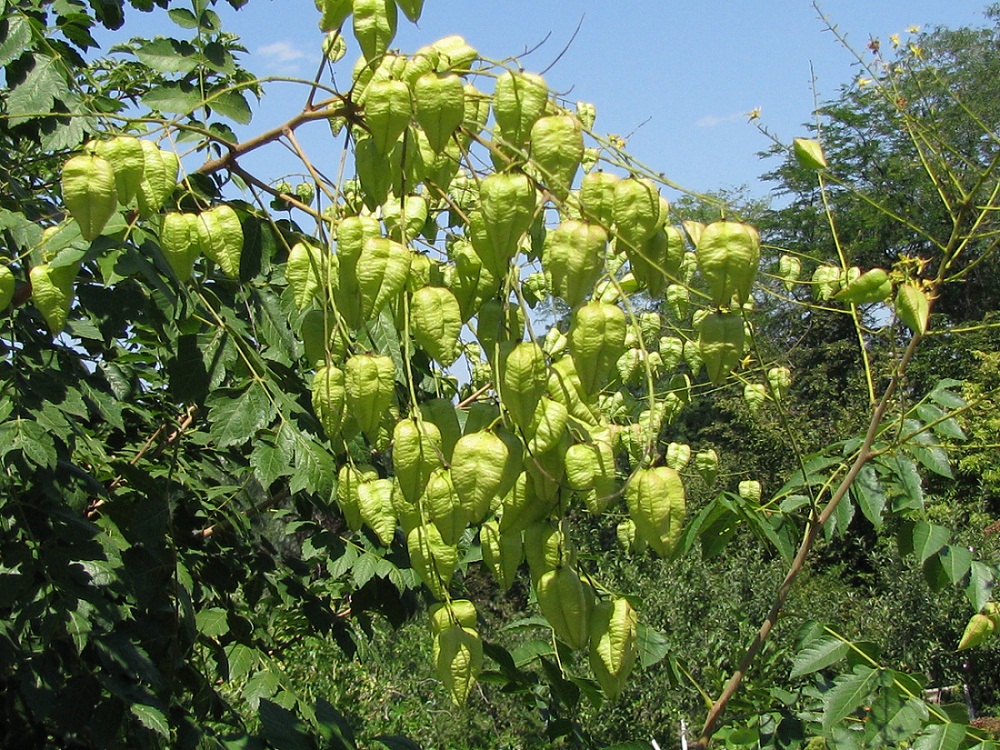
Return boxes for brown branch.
[197,488,291,539]
[195,97,353,178]
[693,329,924,749]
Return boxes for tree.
[0,1,998,748]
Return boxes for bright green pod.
[699,311,745,385]
[435,624,483,706]
[396,0,424,23]
[625,466,686,558]
[612,177,665,252]
[694,447,719,486]
[492,70,548,147]
[627,225,684,297]
[30,261,79,333]
[451,431,509,523]
[535,566,593,650]
[589,597,639,700]
[311,365,347,440]
[357,237,412,320]
[529,114,583,201]
[196,205,244,280]
[738,480,762,503]
[542,219,608,308]
[393,417,443,504]
[419,398,462,462]
[525,397,568,455]
[665,442,691,472]
[895,282,930,335]
[352,0,397,62]
[135,140,178,218]
[92,135,144,205]
[334,214,381,328]
[337,463,377,531]
[695,221,760,308]
[345,354,396,441]
[159,213,200,282]
[287,241,336,310]
[410,285,462,365]
[424,467,467,546]
[316,0,351,30]
[568,301,628,395]
[429,600,478,634]
[778,254,802,292]
[447,239,500,322]
[358,477,397,545]
[500,341,548,429]
[835,267,892,305]
[480,521,522,591]
[407,522,458,600]
[61,153,117,242]
[478,171,537,274]
[579,170,619,231]
[0,266,14,311]
[366,78,412,156]
[413,71,465,153]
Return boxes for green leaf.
[143,81,205,115]
[911,722,967,750]
[130,703,171,738]
[227,643,259,680]
[917,403,966,440]
[852,464,886,529]
[316,698,358,750]
[965,562,995,612]
[790,635,850,678]
[374,737,422,750]
[252,431,295,487]
[0,419,58,468]
[7,54,70,126]
[822,666,880,736]
[209,89,252,125]
[168,8,200,28]
[258,699,314,750]
[911,521,951,564]
[0,16,32,67]
[196,607,230,638]
[863,691,927,747]
[207,383,276,448]
[937,545,972,586]
[352,552,380,588]
[637,623,670,668]
[134,38,199,73]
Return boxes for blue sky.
[110,0,992,200]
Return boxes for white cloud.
[696,111,745,128]
[258,41,307,72]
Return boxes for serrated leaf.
[143,81,205,115]
[7,55,69,126]
[208,89,252,125]
[790,635,850,678]
[207,383,276,448]
[226,643,259,680]
[863,692,927,747]
[853,464,886,529]
[917,403,966,440]
[134,38,199,73]
[352,552,380,588]
[911,723,967,750]
[130,703,170,738]
[196,607,230,638]
[822,666,879,736]
[0,16,32,67]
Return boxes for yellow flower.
[890,33,900,48]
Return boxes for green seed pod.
[767,366,791,402]
[835,267,892,305]
[287,241,336,310]
[435,624,483,706]
[475,297,524,362]
[135,140,178,218]
[0,266,14,311]
[627,226,684,297]
[695,221,760,308]
[410,285,462,365]
[529,114,583,201]
[792,137,828,170]
[451,431,509,523]
[580,170,619,231]
[778,254,801,292]
[429,599,478,634]
[547,355,600,427]
[499,341,548,429]
[480,521,522,591]
[429,35,478,72]
[589,597,639,700]
[337,463,377,531]
[958,612,996,651]
[446,239,499,322]
[535,566,593,650]
[895,282,930,335]
[615,518,647,554]
[743,383,768,414]
[812,263,842,301]
[345,354,396,441]
[565,438,617,513]
[61,153,118,242]
[625,466,686,558]
[393,417,443,504]
[391,479,421,533]
[682,338,702,376]
[357,237,412,320]
[568,301,627,396]
[500,471,556,533]
[699,311,745,385]
[424,467,467,545]
[196,205,244,280]
[312,365,347,440]
[316,0,352,30]
[492,70,548,148]
[352,0,397,62]
[738,479,762,503]
[382,194,428,244]
[524,520,574,583]
[92,135,144,206]
[526,397,569,455]
[407,522,458,600]
[478,171,537,274]
[419,398,462,462]
[542,219,608,308]
[413,71,465,153]
[612,177,665,252]
[159,213,200,282]
[459,83,491,147]
[694,448,719,486]
[658,336,683,372]
[665,442,691,472]
[358,477,397,545]
[334,214,382,328]
[365,79,412,156]
[396,0,424,24]
[30,261,79,333]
